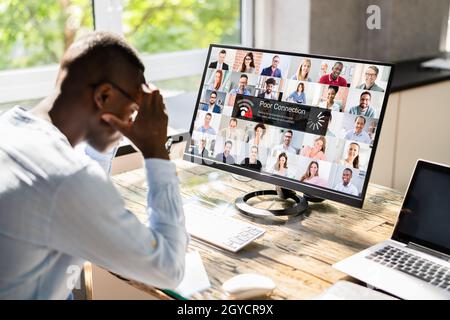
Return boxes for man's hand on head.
[101,83,169,160]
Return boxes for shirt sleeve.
[49,159,188,289]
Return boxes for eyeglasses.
[365,73,377,78]
[91,81,140,107]
[108,81,140,107]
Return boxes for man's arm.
[57,83,189,288]
[49,160,188,289]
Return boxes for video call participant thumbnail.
[292,59,312,81]
[301,136,327,161]
[341,142,361,169]
[207,69,224,91]
[215,140,235,164]
[197,112,217,135]
[260,55,282,77]
[258,78,277,100]
[239,52,256,73]
[241,145,262,171]
[220,118,243,141]
[230,74,251,95]
[272,152,289,177]
[319,85,341,112]
[344,115,372,145]
[286,82,306,104]
[191,137,209,158]
[209,49,229,70]
[248,123,267,148]
[319,62,348,87]
[200,91,221,114]
[271,130,296,155]
[299,161,328,187]
[334,168,359,196]
[348,91,376,118]
[357,65,384,92]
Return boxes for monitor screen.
[392,161,450,255]
[184,45,394,207]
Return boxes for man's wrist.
[142,147,169,160]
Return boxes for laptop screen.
[392,160,450,256]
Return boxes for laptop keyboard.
[366,245,450,291]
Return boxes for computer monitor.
[183,44,394,214]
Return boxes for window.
[0,0,251,106]
[0,0,93,71]
[122,0,241,55]
[447,5,450,51]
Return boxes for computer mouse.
[222,273,276,299]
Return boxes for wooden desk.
[111,160,403,300]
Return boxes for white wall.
[255,0,310,54]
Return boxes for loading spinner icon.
[307,111,325,131]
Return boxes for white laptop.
[333,160,450,300]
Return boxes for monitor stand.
[235,186,324,218]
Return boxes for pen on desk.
[162,289,188,300]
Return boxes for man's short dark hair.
[240,74,248,79]
[230,118,238,124]
[210,91,217,97]
[285,130,293,136]
[206,112,212,117]
[355,115,366,124]
[328,85,339,93]
[62,31,145,84]
[225,140,233,146]
[360,91,371,98]
[368,65,379,75]
[333,61,344,68]
[265,78,276,86]
[219,50,226,55]
[343,168,353,175]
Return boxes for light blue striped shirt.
[0,106,188,299]
[344,129,372,144]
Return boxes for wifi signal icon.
[237,98,254,118]
[307,111,325,131]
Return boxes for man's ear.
[93,83,112,110]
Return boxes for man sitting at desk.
[0,32,188,299]
[357,65,385,92]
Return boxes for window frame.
[0,0,253,104]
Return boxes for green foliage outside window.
[0,0,240,71]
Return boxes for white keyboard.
[183,202,265,252]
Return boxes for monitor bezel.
[391,160,450,256]
[183,44,396,208]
